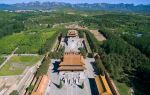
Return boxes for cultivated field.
[0,55,42,76]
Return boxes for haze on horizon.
[0,0,149,5]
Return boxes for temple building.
[67,30,78,37]
[60,30,84,52]
[58,52,86,86]
[58,52,85,71]
[57,30,86,86]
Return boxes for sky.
[0,0,149,5]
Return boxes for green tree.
[26,85,34,94]
[78,47,87,58]
[95,58,105,75]
[10,90,19,95]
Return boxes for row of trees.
[78,47,87,58]
[36,28,66,76]
[38,30,60,54]
[49,46,65,59]
[84,30,99,52]
[36,56,51,77]
[77,29,84,38]
[94,58,105,75]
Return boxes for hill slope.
[0,2,150,13]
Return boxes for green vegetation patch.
[0,29,55,54]
[0,55,42,76]
[0,33,24,54]
[114,80,130,95]
[16,30,55,54]
[81,13,150,33]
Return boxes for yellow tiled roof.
[95,75,112,95]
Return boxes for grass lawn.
[0,55,42,76]
[114,80,131,95]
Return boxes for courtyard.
[44,30,96,95]
[45,59,95,95]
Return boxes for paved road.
[84,58,95,78]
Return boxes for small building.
[58,52,85,71]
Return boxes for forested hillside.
[0,2,150,13]
[81,13,150,95]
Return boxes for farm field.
[0,28,56,54]
[0,55,42,76]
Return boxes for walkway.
[84,58,95,78]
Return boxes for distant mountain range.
[0,1,150,13]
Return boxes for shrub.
[10,90,19,95]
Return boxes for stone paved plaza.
[60,37,84,52]
[45,59,95,95]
